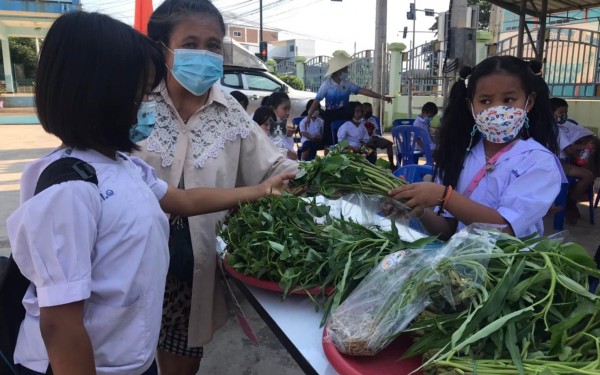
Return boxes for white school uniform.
[299,116,324,144]
[337,120,369,148]
[557,120,594,159]
[439,138,564,237]
[7,148,169,375]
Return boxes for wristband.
[437,185,453,216]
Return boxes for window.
[289,45,295,52]
[233,31,242,37]
[222,73,242,89]
[246,73,282,91]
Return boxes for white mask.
[471,99,528,143]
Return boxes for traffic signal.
[407,3,415,20]
[403,27,408,39]
[259,41,268,62]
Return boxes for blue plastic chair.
[393,164,434,183]
[391,125,433,166]
[553,177,595,230]
[330,119,346,145]
[392,118,415,127]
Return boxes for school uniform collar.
[48,147,129,164]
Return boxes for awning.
[489,0,600,17]
[487,0,600,59]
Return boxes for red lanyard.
[463,142,517,198]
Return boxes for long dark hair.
[435,56,558,187]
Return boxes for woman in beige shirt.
[135,0,298,374]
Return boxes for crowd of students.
[4,1,598,374]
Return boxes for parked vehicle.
[220,66,314,119]
[220,37,315,119]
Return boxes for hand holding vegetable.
[259,172,296,196]
[388,182,445,217]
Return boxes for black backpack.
[0,157,98,375]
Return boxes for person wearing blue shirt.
[413,102,439,151]
[304,55,392,152]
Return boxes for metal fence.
[401,41,444,96]
[303,50,390,93]
[274,59,296,76]
[304,55,330,92]
[493,27,600,97]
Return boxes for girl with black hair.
[390,56,564,240]
[7,11,293,375]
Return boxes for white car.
[220,65,315,119]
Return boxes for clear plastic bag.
[319,192,427,242]
[325,224,500,356]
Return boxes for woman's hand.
[259,172,296,196]
[388,182,445,217]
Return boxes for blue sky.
[81,0,449,55]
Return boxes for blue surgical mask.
[130,101,156,143]
[167,47,223,96]
[339,71,349,81]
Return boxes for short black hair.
[230,90,249,110]
[265,92,290,109]
[253,106,276,125]
[36,11,165,152]
[344,101,362,120]
[148,0,226,46]
[422,102,438,115]
[550,97,568,112]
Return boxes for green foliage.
[8,38,37,79]
[430,0,490,31]
[468,0,491,30]
[332,50,350,58]
[276,74,304,90]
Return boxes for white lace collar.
[146,85,253,168]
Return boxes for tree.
[429,0,491,31]
[469,0,491,30]
[8,38,37,79]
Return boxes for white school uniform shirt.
[557,120,594,159]
[7,148,169,375]
[438,138,564,237]
[299,116,324,144]
[413,115,437,150]
[337,120,369,148]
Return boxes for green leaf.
[556,274,599,300]
[558,242,597,269]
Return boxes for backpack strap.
[34,157,98,195]
[0,157,97,375]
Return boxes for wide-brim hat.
[325,56,355,77]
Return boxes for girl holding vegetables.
[389,56,564,240]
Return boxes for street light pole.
[259,0,263,43]
[409,0,416,118]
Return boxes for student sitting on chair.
[363,102,395,170]
[550,97,599,224]
[413,101,439,151]
[337,101,376,163]
[299,100,324,161]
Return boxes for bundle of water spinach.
[220,194,435,324]
[402,235,600,375]
[290,142,406,199]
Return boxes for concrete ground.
[1,124,599,375]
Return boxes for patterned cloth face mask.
[471,99,528,144]
[130,101,157,143]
